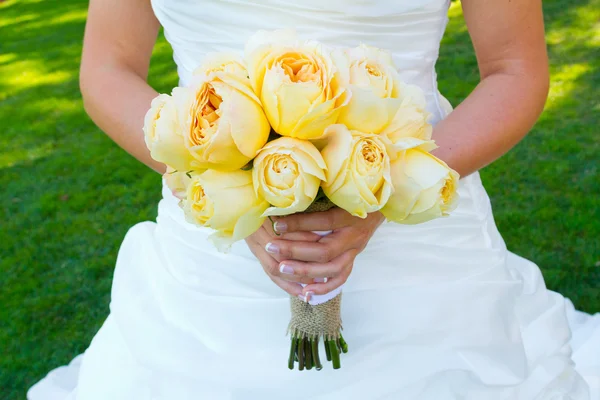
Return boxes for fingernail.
[302,291,314,303]
[265,242,279,254]
[313,277,328,283]
[274,221,287,233]
[279,264,294,275]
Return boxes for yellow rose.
[336,44,404,133]
[193,52,248,80]
[178,70,271,171]
[143,93,194,172]
[252,137,326,216]
[245,30,350,140]
[381,149,459,225]
[183,169,269,251]
[320,124,393,218]
[380,83,433,142]
[164,167,191,200]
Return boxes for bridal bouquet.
[143,30,459,371]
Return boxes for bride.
[29,0,599,399]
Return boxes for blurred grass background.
[0,0,598,398]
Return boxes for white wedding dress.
[29,0,600,399]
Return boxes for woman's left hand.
[265,208,385,299]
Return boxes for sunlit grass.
[0,13,37,28]
[0,142,57,169]
[546,2,600,48]
[0,53,17,64]
[545,62,592,109]
[0,0,598,399]
[2,62,73,92]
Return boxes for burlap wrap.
[288,293,343,340]
[287,197,342,340]
[303,197,336,213]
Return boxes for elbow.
[519,58,550,117]
[79,67,95,119]
[505,65,550,120]
[482,59,550,118]
[533,64,550,115]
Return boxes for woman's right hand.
[245,220,322,298]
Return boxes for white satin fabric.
[28,0,600,399]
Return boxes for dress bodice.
[150,0,452,123]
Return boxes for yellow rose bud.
[337,44,404,133]
[252,137,327,216]
[320,124,393,218]
[245,30,350,140]
[178,70,271,171]
[193,52,248,80]
[183,169,269,252]
[143,93,195,172]
[381,149,459,224]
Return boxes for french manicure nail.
[304,291,314,303]
[279,264,294,275]
[274,221,287,233]
[314,277,328,283]
[265,242,279,254]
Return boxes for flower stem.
[328,339,341,369]
[305,338,313,370]
[297,338,305,371]
[324,338,332,361]
[288,337,297,370]
[312,337,322,371]
[267,216,280,236]
[339,334,349,354]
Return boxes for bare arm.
[80,0,165,173]
[432,0,549,177]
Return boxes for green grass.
[0,0,598,398]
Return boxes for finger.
[260,219,281,239]
[265,240,333,263]
[317,227,365,253]
[252,243,304,296]
[261,219,322,242]
[266,240,340,263]
[301,270,350,296]
[260,227,321,262]
[277,273,318,285]
[278,250,357,279]
[276,256,331,284]
[269,275,304,297]
[255,224,275,243]
[274,208,359,233]
[280,231,322,242]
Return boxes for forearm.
[432,71,548,177]
[81,67,165,173]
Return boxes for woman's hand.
[245,219,323,298]
[262,208,385,301]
